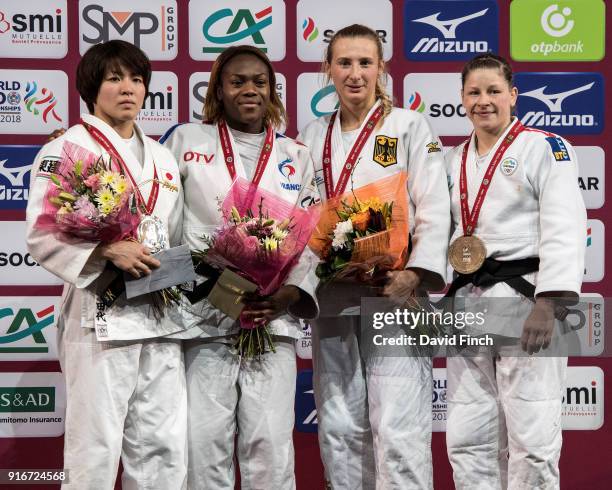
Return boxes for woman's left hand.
[241,286,301,325]
[383,269,422,304]
[521,297,556,354]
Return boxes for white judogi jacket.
[445,119,587,336]
[299,103,451,313]
[161,121,320,339]
[26,114,184,341]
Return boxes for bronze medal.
[448,235,486,274]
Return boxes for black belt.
[443,257,569,321]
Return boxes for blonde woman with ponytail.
[298,24,450,489]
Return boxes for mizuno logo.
[0,159,30,187]
[520,83,594,112]
[412,8,489,39]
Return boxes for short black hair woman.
[26,40,187,488]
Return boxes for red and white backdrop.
[0,1,609,488]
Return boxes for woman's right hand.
[99,241,160,278]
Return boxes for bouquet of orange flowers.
[310,171,409,283]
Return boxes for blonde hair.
[324,24,393,118]
[203,45,287,129]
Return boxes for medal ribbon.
[217,119,274,187]
[459,119,524,236]
[81,120,159,215]
[322,104,384,199]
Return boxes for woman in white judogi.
[444,54,586,490]
[298,25,450,489]
[26,41,187,489]
[161,45,319,489]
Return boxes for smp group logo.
[0,222,62,286]
[295,370,317,433]
[576,147,604,210]
[0,372,66,437]
[403,73,470,137]
[0,297,61,361]
[296,0,392,62]
[562,366,604,430]
[0,1,67,58]
[514,73,604,135]
[564,294,604,357]
[297,73,393,132]
[190,0,285,61]
[79,0,177,60]
[0,70,68,135]
[510,0,605,61]
[404,0,498,61]
[432,368,447,432]
[0,146,39,210]
[584,219,604,283]
[296,319,312,360]
[188,72,286,124]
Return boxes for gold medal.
[448,235,486,274]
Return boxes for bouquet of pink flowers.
[191,177,319,358]
[35,141,180,315]
[35,141,143,242]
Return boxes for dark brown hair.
[324,24,393,117]
[204,45,287,129]
[77,40,152,114]
[461,53,514,88]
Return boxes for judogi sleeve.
[283,145,321,319]
[26,139,106,287]
[405,113,451,291]
[528,136,586,296]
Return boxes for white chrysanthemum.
[332,219,353,250]
[272,227,289,241]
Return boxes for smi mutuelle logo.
[515,73,604,135]
[404,0,498,60]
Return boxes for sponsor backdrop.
[0,0,610,488]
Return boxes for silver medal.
[137,215,168,254]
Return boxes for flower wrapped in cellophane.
[35,141,141,242]
[191,177,320,358]
[309,171,409,283]
[34,141,181,316]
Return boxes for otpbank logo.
[79,1,177,60]
[190,0,285,61]
[0,297,61,361]
[510,0,605,61]
[514,73,604,135]
[404,0,498,61]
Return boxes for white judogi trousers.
[446,345,567,490]
[58,324,187,490]
[184,337,297,490]
[312,316,433,489]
